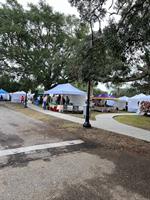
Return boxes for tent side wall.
[11,93,26,103]
[128,99,139,112]
[128,95,150,113]
[0,94,10,100]
[114,101,126,110]
[0,89,9,100]
[66,95,86,107]
[106,100,115,107]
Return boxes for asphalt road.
[0,104,150,200]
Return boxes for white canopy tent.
[140,95,150,101]
[0,89,9,100]
[44,83,87,107]
[119,96,129,102]
[128,93,146,112]
[113,96,129,110]
[106,94,150,112]
[11,91,26,103]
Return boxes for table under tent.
[44,83,87,113]
[92,94,119,112]
[0,89,9,101]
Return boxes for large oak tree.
[68,0,150,91]
[0,0,88,91]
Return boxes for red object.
[49,106,59,112]
[140,101,150,114]
[20,96,25,103]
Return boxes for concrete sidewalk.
[94,114,150,142]
[28,104,150,142]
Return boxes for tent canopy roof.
[119,96,129,102]
[140,95,150,101]
[93,93,117,100]
[130,93,146,99]
[44,83,86,96]
[12,91,26,95]
[0,89,8,94]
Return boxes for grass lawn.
[114,115,150,131]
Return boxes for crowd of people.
[34,94,70,110]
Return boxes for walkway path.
[28,104,150,142]
[94,113,150,142]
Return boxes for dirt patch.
[9,123,19,127]
[0,153,40,169]
[0,142,96,169]
[109,152,150,199]
[3,102,54,122]
[0,132,24,149]
[52,177,114,200]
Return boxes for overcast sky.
[0,0,79,15]
[0,0,112,92]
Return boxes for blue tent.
[45,83,86,96]
[0,89,8,94]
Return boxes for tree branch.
[108,0,114,10]
[102,71,150,83]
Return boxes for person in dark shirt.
[62,96,66,105]
[66,96,70,105]
[0,95,3,101]
[56,95,61,104]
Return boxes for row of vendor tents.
[121,94,150,112]
[107,94,150,112]
[1,84,150,113]
[44,84,150,113]
[0,84,86,106]
[0,89,27,102]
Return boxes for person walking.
[42,95,47,110]
[20,96,25,104]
